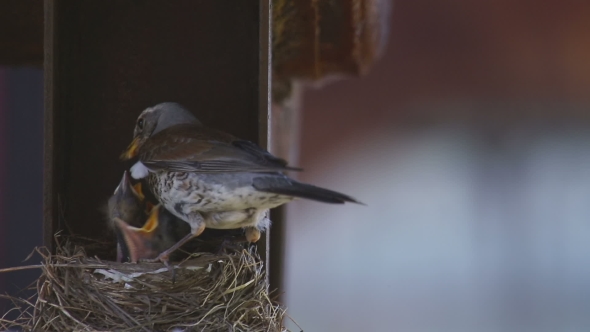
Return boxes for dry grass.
[0,237,291,331]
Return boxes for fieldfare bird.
[113,204,191,263]
[106,171,150,262]
[120,102,362,264]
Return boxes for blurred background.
[0,68,43,317]
[2,1,590,331]
[283,1,590,331]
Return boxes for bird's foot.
[245,227,261,243]
[140,252,176,282]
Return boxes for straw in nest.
[0,238,297,332]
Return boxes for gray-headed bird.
[120,102,362,264]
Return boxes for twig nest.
[2,243,287,332]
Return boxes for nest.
[0,237,292,331]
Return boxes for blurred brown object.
[272,0,392,101]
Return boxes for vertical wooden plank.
[257,0,272,279]
[0,69,7,306]
[43,0,270,259]
[43,0,57,252]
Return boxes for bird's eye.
[137,118,145,130]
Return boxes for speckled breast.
[148,171,293,216]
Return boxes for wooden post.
[258,0,273,275]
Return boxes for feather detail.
[130,161,150,179]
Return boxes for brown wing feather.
[139,124,301,173]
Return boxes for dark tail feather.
[253,177,364,205]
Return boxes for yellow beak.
[141,205,160,233]
[145,201,155,214]
[113,207,160,263]
[120,137,140,160]
[132,182,145,201]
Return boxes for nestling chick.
[106,171,149,262]
[113,204,191,263]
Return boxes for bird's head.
[120,102,201,160]
[107,171,145,226]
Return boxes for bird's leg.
[143,212,206,264]
[216,211,266,254]
[244,209,269,243]
[245,227,261,243]
[146,223,205,265]
[216,209,265,254]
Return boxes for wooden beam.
[257,0,273,276]
[43,0,57,253]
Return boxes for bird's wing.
[140,125,301,173]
